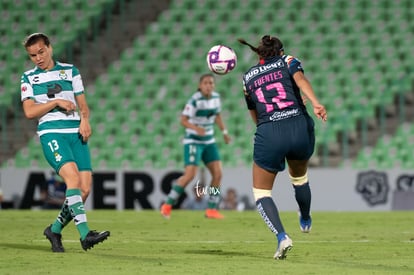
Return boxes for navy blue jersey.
[242,55,307,125]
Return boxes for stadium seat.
[4,0,414,169]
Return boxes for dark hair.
[23,33,51,48]
[238,35,284,58]
[197,73,214,92]
[199,73,214,83]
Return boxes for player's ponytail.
[238,35,284,59]
[237,38,259,54]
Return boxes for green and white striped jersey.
[20,61,84,136]
[182,91,221,144]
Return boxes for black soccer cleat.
[43,225,64,252]
[80,230,110,251]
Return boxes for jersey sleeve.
[216,94,222,114]
[182,98,196,117]
[20,74,34,101]
[72,66,85,96]
[242,80,256,110]
[244,94,256,110]
[284,55,304,76]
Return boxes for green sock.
[166,184,185,205]
[207,188,221,209]
[66,189,90,240]
[51,201,73,234]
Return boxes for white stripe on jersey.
[182,91,221,144]
[20,61,84,136]
[38,128,80,136]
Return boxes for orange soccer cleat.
[160,203,172,219]
[205,208,224,219]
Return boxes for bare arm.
[180,115,205,136]
[215,114,231,144]
[293,71,327,121]
[22,98,76,119]
[243,89,258,125]
[75,94,92,141]
[248,109,258,125]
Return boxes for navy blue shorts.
[253,114,315,173]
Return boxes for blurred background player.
[42,171,66,209]
[181,182,209,210]
[238,35,327,259]
[21,33,110,252]
[161,73,231,219]
[220,188,243,211]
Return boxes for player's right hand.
[56,99,76,113]
[196,127,206,136]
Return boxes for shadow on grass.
[184,249,255,257]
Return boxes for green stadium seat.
[4,0,414,169]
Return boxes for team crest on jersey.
[54,152,62,162]
[286,55,294,65]
[59,70,67,80]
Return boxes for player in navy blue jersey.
[238,35,327,260]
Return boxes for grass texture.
[0,210,413,274]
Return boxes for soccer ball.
[206,45,237,75]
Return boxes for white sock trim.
[73,214,87,225]
[66,194,82,206]
[253,188,272,201]
[289,173,308,186]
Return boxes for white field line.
[33,239,414,244]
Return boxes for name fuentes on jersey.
[244,59,285,82]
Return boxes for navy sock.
[256,197,285,236]
[294,182,311,220]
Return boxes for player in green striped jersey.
[21,33,109,252]
[161,74,231,219]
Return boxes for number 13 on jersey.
[254,82,294,113]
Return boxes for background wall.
[1,167,413,211]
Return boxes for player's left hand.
[79,119,92,141]
[223,134,231,144]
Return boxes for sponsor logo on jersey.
[269,108,300,121]
[244,60,285,82]
[47,83,63,98]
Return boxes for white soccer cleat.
[299,215,312,233]
[274,235,293,260]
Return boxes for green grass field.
[0,210,413,275]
